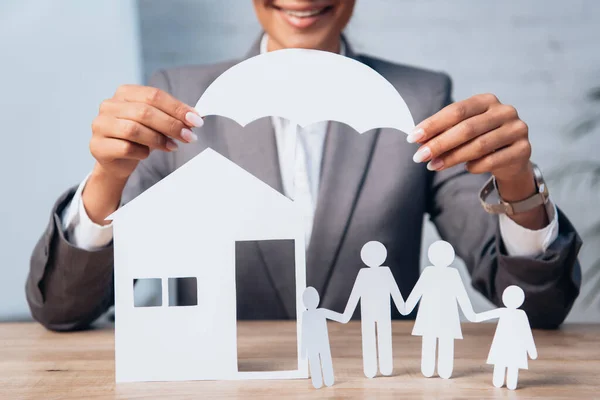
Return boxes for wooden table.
[0,322,598,399]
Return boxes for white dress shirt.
[61,35,559,257]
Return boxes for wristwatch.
[479,163,549,215]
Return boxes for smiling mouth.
[272,4,334,19]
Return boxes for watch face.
[532,165,548,194]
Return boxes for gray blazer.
[26,39,582,331]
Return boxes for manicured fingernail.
[185,112,204,128]
[181,128,198,143]
[427,158,444,171]
[413,146,432,163]
[166,140,178,151]
[407,127,424,143]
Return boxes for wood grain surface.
[0,321,598,399]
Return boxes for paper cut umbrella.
[195,48,415,134]
[195,48,415,200]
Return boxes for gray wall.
[1,1,598,322]
[139,0,600,322]
[0,1,141,320]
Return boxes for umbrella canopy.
[195,48,414,134]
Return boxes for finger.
[113,85,203,128]
[90,136,151,163]
[465,139,532,174]
[408,93,499,143]
[100,99,197,143]
[414,106,510,164]
[427,119,528,171]
[92,114,178,152]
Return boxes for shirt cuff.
[61,173,114,251]
[498,198,559,257]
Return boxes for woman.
[26,0,581,332]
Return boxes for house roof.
[106,148,294,221]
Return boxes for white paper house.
[107,148,307,383]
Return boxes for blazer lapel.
[220,116,300,317]
[220,117,283,194]
[307,123,380,294]
[214,35,296,318]
[304,37,380,295]
[219,33,283,194]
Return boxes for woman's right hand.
[91,84,203,179]
[83,85,204,224]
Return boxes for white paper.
[476,285,538,390]
[110,48,416,384]
[195,48,415,134]
[404,240,476,379]
[108,149,307,382]
[341,241,405,378]
[301,287,344,389]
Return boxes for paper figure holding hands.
[476,285,537,390]
[341,241,405,378]
[301,287,345,389]
[404,240,476,379]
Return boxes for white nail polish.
[166,140,178,151]
[181,128,198,143]
[185,112,204,128]
[427,158,444,171]
[407,128,424,143]
[413,147,432,163]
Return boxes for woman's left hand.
[407,93,531,182]
[408,93,550,230]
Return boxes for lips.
[272,3,334,29]
[281,7,329,18]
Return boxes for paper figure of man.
[301,286,345,389]
[476,285,537,390]
[341,241,405,378]
[404,240,476,379]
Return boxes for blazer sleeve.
[425,79,582,329]
[26,187,115,331]
[26,70,175,331]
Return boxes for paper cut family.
[109,48,536,391]
[404,240,476,380]
[477,285,538,390]
[302,240,537,390]
[301,287,344,388]
[342,241,405,379]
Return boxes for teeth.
[283,8,324,18]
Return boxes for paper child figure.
[301,287,345,389]
[404,240,476,379]
[476,285,537,390]
[341,241,405,378]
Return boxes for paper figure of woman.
[404,240,476,379]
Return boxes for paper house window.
[133,278,162,308]
[169,277,198,307]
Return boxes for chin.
[254,0,355,51]
[280,33,333,50]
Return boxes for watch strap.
[479,164,549,215]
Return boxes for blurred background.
[0,0,598,323]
